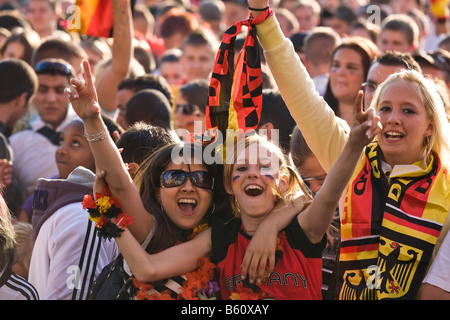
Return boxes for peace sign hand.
[350,90,382,148]
[65,60,101,121]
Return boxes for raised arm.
[298,91,382,243]
[66,61,152,243]
[96,0,133,114]
[248,0,349,172]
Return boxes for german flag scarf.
[336,142,450,300]
[206,8,273,144]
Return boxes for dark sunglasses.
[175,103,198,115]
[35,61,73,76]
[160,170,214,189]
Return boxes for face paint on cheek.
[232,174,242,188]
[262,174,277,191]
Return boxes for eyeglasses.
[361,81,378,93]
[175,103,198,115]
[160,170,214,189]
[35,61,73,76]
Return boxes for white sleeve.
[423,232,450,292]
[30,203,118,300]
[45,204,93,299]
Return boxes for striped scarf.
[206,8,273,142]
[336,142,450,300]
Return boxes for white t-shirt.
[422,232,450,293]
[28,202,119,300]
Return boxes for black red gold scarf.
[336,142,450,300]
[206,8,273,139]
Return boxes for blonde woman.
[248,0,450,300]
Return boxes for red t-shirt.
[211,216,326,300]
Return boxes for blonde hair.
[223,134,312,217]
[12,222,34,276]
[370,69,450,167]
[0,193,15,269]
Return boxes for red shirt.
[211,216,326,300]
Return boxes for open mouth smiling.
[177,198,197,211]
[244,184,264,197]
[385,131,404,141]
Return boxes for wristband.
[82,188,133,240]
[248,6,269,11]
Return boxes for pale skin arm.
[115,226,212,283]
[96,0,133,113]
[66,60,152,243]
[247,0,269,16]
[241,193,306,283]
[299,91,382,243]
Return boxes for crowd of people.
[0,0,449,301]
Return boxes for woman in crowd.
[248,0,450,300]
[323,37,379,125]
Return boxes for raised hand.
[65,60,101,121]
[350,90,382,148]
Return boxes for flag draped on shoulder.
[206,8,273,139]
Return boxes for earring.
[207,203,216,217]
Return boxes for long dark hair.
[133,142,230,254]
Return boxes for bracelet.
[248,6,269,11]
[84,128,108,143]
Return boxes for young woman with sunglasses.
[67,61,301,299]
